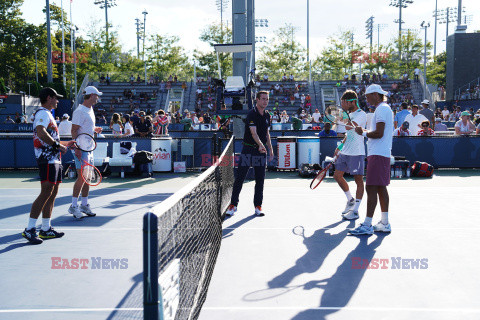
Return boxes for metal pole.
[46,0,53,83]
[135,19,140,57]
[105,0,109,45]
[434,0,437,56]
[398,0,402,62]
[377,24,380,54]
[307,0,311,83]
[457,0,462,27]
[73,28,77,99]
[35,48,38,83]
[423,25,427,87]
[143,11,147,60]
[221,0,223,34]
[61,0,66,89]
[446,7,449,40]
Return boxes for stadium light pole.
[216,0,229,35]
[420,21,430,94]
[135,18,143,58]
[307,0,311,83]
[389,0,414,62]
[365,16,374,56]
[142,9,148,84]
[376,23,388,54]
[46,0,53,83]
[60,0,66,89]
[94,0,117,46]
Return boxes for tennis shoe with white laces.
[68,205,85,219]
[254,206,265,217]
[373,221,392,233]
[342,210,359,220]
[342,198,355,214]
[80,204,96,217]
[348,223,373,235]
[225,204,237,217]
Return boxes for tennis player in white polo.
[352,84,394,235]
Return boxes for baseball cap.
[421,99,430,105]
[461,111,471,117]
[435,117,442,122]
[84,86,103,96]
[62,113,70,119]
[39,87,63,100]
[365,84,388,95]
[401,121,409,129]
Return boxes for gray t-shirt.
[419,108,434,126]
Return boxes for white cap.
[62,113,70,119]
[84,86,103,96]
[435,117,442,122]
[421,99,429,105]
[365,84,388,95]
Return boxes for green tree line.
[1,0,446,98]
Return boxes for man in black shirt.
[226,91,274,217]
[134,111,153,137]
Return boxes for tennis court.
[1,169,480,320]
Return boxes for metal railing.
[454,76,480,101]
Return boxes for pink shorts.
[366,155,390,186]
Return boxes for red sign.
[0,95,8,99]
[351,51,390,64]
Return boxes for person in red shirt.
[417,120,435,136]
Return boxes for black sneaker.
[22,228,43,244]
[39,227,65,239]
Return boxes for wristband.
[52,140,60,151]
[337,142,344,151]
[362,131,368,138]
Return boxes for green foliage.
[256,24,307,80]
[427,52,446,87]
[0,78,7,94]
[193,23,232,78]
[146,34,192,80]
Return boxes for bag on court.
[133,151,154,165]
[411,161,434,177]
[120,141,133,154]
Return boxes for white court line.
[0,308,142,313]
[202,306,480,313]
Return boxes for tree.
[146,34,192,80]
[427,52,446,87]
[386,31,431,78]
[312,29,363,80]
[193,23,232,78]
[256,24,307,80]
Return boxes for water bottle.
[391,166,394,178]
[395,166,401,178]
[121,171,125,178]
[68,170,75,179]
[406,166,411,178]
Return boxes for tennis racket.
[72,133,102,186]
[309,154,338,190]
[324,105,353,128]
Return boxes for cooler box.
[277,136,296,170]
[151,137,172,172]
[297,137,320,169]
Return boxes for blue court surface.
[1,170,480,320]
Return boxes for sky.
[20,0,479,59]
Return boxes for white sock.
[354,199,362,211]
[81,196,88,206]
[344,190,353,201]
[381,212,389,224]
[364,217,372,226]
[27,218,37,230]
[41,218,51,231]
[72,197,78,207]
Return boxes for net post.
[143,212,160,320]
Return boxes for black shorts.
[38,163,63,184]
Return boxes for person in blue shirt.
[318,122,337,137]
[394,102,411,129]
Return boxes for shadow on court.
[106,272,143,320]
[222,215,257,239]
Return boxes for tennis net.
[143,136,234,320]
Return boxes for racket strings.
[75,134,96,152]
[82,165,101,185]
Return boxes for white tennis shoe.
[342,210,359,220]
[342,198,355,214]
[373,221,391,233]
[68,205,84,219]
[225,204,237,217]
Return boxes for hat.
[39,87,63,100]
[421,99,430,105]
[435,117,442,122]
[461,111,471,117]
[401,121,409,129]
[84,86,103,96]
[365,84,388,95]
[62,113,70,119]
